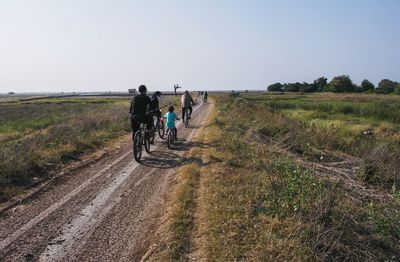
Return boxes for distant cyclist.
[203,91,208,102]
[181,90,195,121]
[129,85,153,139]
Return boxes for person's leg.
[131,116,140,140]
[174,127,178,139]
[188,106,193,118]
[182,107,185,121]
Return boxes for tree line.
[267,75,400,95]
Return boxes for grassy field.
[0,95,179,201]
[243,93,400,186]
[157,93,400,261]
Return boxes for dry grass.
[0,96,178,201]
[149,94,400,261]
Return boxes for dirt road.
[0,99,210,261]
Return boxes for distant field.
[170,93,400,261]
[243,93,400,185]
[0,96,178,200]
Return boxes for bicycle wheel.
[167,130,173,149]
[133,131,142,161]
[158,119,165,139]
[149,127,155,144]
[185,111,189,128]
[144,131,151,153]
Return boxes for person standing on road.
[181,90,195,121]
[129,85,152,140]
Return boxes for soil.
[0,99,210,261]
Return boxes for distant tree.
[395,84,400,95]
[267,82,283,92]
[361,79,375,92]
[300,82,317,93]
[330,75,354,93]
[323,83,331,92]
[313,77,328,92]
[353,84,364,93]
[375,79,398,94]
[283,83,300,92]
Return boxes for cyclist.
[203,91,208,102]
[181,90,195,122]
[163,106,179,140]
[150,91,162,117]
[129,85,153,139]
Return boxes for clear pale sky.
[0,0,399,93]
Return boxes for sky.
[0,0,399,93]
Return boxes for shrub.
[330,75,354,93]
[361,79,375,92]
[395,84,400,95]
[268,82,283,92]
[375,79,398,94]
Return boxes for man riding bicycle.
[129,85,153,139]
[203,91,208,102]
[150,91,162,118]
[181,90,195,121]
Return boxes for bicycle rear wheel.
[167,130,174,149]
[185,111,189,128]
[144,131,151,153]
[133,131,142,161]
[158,120,165,139]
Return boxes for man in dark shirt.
[129,85,152,139]
[150,91,162,116]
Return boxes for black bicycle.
[166,128,176,149]
[133,121,154,162]
[153,115,165,140]
[184,108,190,128]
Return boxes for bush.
[395,84,400,95]
[330,75,354,93]
[267,83,283,92]
[361,79,375,92]
[375,79,398,94]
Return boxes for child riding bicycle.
[163,106,180,139]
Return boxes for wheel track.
[0,99,208,261]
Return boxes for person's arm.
[145,96,151,113]
[129,97,133,114]
[175,113,180,121]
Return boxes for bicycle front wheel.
[144,132,151,153]
[133,131,142,161]
[158,120,165,139]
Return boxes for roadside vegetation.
[0,97,130,200]
[0,96,179,201]
[154,93,400,261]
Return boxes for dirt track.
[0,99,210,261]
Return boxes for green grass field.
[0,97,132,200]
[243,93,400,186]
[0,95,181,201]
[166,93,400,261]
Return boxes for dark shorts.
[182,106,193,120]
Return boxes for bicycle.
[154,114,165,139]
[166,128,176,149]
[184,108,190,128]
[133,121,153,162]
